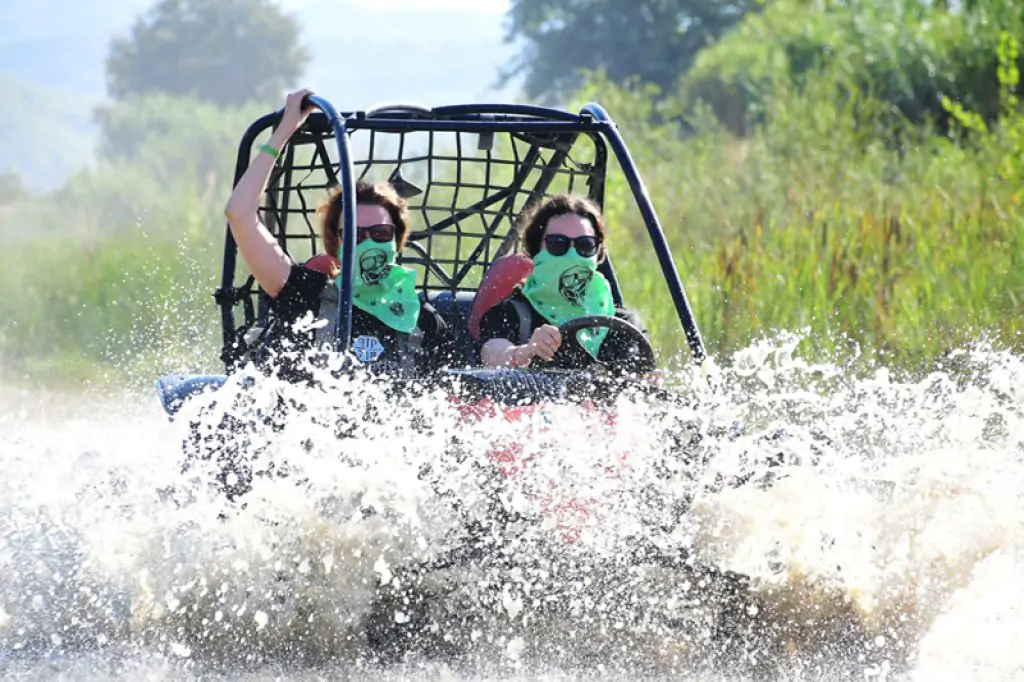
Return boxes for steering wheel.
[551,315,657,376]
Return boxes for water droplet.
[254,610,269,630]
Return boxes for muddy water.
[1,340,1022,681]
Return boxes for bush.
[683,0,1024,135]
[578,55,1024,371]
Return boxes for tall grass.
[590,65,1024,373]
[0,173,224,388]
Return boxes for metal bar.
[300,95,357,353]
[430,103,591,121]
[344,120,605,134]
[406,181,522,238]
[448,144,547,285]
[460,141,576,282]
[598,258,624,308]
[219,112,278,364]
[580,103,706,362]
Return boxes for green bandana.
[520,248,615,359]
[338,238,421,334]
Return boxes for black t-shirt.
[477,291,651,372]
[258,264,453,380]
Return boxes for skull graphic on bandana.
[558,265,593,307]
[359,248,389,285]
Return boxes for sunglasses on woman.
[355,223,396,244]
[543,234,601,258]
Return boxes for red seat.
[304,253,340,275]
[467,253,534,341]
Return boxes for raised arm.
[224,88,314,298]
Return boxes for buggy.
[152,97,766,664]
[157,95,706,413]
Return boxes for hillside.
[0,71,97,192]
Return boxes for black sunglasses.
[543,234,601,258]
[355,223,396,244]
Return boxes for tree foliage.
[94,93,267,197]
[105,0,309,107]
[682,0,1024,134]
[502,0,758,103]
[0,170,29,205]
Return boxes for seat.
[421,290,479,368]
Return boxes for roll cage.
[215,98,705,370]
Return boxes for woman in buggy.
[477,194,654,377]
[224,89,453,382]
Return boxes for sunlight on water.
[1,336,1022,681]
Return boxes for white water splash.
[1,338,1022,680]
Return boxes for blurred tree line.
[84,0,1024,189]
[506,0,1024,135]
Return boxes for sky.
[286,0,509,11]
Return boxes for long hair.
[317,180,411,258]
[516,193,608,262]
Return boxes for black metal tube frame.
[219,101,707,364]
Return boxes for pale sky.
[282,0,509,12]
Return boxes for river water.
[1,338,1022,681]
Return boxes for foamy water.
[2,338,1022,681]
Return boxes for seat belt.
[509,297,534,346]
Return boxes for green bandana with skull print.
[339,238,421,334]
[520,247,614,359]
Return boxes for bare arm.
[224,88,314,298]
[481,338,530,367]
[480,325,561,367]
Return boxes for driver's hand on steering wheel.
[525,324,561,362]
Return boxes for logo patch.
[359,249,389,285]
[352,335,386,362]
[558,265,593,307]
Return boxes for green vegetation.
[2,0,1022,388]
[0,95,265,389]
[593,43,1024,372]
[502,0,757,102]
[105,0,309,107]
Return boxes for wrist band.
[259,143,280,159]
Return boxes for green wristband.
[259,143,280,159]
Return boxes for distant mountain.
[0,0,153,97]
[0,71,97,192]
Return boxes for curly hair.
[317,180,411,257]
[516,193,608,262]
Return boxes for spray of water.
[1,335,1022,681]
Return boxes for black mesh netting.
[218,113,611,366]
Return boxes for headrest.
[305,253,340,276]
[468,254,534,341]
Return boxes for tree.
[94,93,266,189]
[682,0,1024,135]
[105,0,310,107]
[502,0,758,103]
[0,169,29,205]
